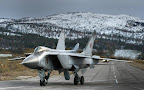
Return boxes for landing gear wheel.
[74,76,79,85]
[40,80,45,86]
[80,76,84,85]
[40,80,43,86]
[43,80,45,86]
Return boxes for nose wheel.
[40,79,45,86]
[74,73,84,85]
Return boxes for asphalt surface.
[0,61,144,90]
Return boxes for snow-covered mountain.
[0,12,144,45]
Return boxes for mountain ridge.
[0,12,144,45]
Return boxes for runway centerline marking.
[115,79,118,84]
[112,62,118,84]
[114,72,116,75]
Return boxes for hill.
[0,12,144,57]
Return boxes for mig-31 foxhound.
[9,30,131,86]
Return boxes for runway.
[0,61,144,90]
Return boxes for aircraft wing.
[8,52,88,61]
[92,56,132,62]
[8,52,58,61]
[8,57,26,61]
[43,51,90,58]
[59,53,90,58]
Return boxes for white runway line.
[115,79,118,84]
[113,65,115,70]
[113,62,118,84]
[114,75,116,78]
[0,86,24,90]
[114,72,116,75]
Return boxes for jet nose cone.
[22,55,39,69]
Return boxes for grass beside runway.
[110,56,144,71]
[0,57,65,81]
[0,57,38,81]
[129,60,144,70]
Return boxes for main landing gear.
[74,73,84,85]
[39,70,51,86]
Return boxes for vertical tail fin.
[56,30,65,50]
[82,31,96,56]
[73,43,79,51]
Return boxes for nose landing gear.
[40,79,45,86]
[39,70,51,86]
[39,70,45,86]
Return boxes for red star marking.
[46,59,48,64]
[90,43,92,48]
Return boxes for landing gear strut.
[39,70,51,86]
[39,70,45,86]
[45,71,51,84]
[74,73,84,85]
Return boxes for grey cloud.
[0,0,143,19]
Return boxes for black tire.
[74,76,79,85]
[40,80,43,86]
[40,80,45,86]
[43,80,45,86]
[80,76,84,85]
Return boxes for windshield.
[34,46,49,53]
[34,46,41,53]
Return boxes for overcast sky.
[0,0,143,19]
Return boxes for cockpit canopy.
[34,46,49,53]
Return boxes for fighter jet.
[9,30,131,86]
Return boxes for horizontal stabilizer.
[73,43,79,51]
